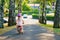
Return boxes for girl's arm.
[22,20,24,24]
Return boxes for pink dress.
[16,17,23,32]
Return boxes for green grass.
[39,23,53,29]
[39,23,60,35]
[0,23,16,34]
[54,28,60,35]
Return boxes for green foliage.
[45,8,52,13]
[4,0,9,9]
[22,0,31,11]
[22,11,39,15]
[32,14,39,19]
[22,11,33,15]
[30,8,39,14]
[4,13,9,17]
[33,0,40,3]
[15,10,18,16]
[22,11,28,15]
[46,15,54,21]
[4,0,9,14]
[46,13,54,21]
[31,8,39,12]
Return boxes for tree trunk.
[8,0,16,26]
[0,0,4,28]
[18,0,22,14]
[39,0,46,24]
[42,0,46,24]
[53,0,60,28]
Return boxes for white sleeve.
[22,16,23,19]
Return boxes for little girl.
[16,13,24,34]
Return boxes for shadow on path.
[0,24,60,40]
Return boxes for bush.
[31,8,39,14]
[22,11,28,15]
[32,14,39,19]
[46,15,54,21]
[46,13,54,21]
[27,11,33,15]
[22,11,39,15]
[31,8,38,11]
[22,11,32,15]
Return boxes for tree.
[53,0,60,28]
[8,0,16,26]
[18,0,22,14]
[22,0,31,11]
[4,0,9,15]
[39,0,56,24]
[33,0,40,3]
[39,0,46,24]
[0,0,4,28]
[4,0,9,9]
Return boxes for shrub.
[31,8,39,14]
[22,11,28,15]
[46,13,54,21]
[32,9,39,12]
[32,14,39,19]
[22,11,39,15]
[46,15,54,21]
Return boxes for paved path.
[0,24,60,40]
[1,18,60,40]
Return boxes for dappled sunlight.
[23,24,55,40]
[1,18,60,40]
[0,36,8,40]
[4,23,8,27]
[1,17,60,40]
[22,37,31,40]
[0,24,60,40]
[29,30,33,31]
[38,33,55,37]
[35,33,55,40]
[0,0,59,40]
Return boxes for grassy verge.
[39,23,60,35]
[0,23,16,35]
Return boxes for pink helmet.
[17,13,21,17]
